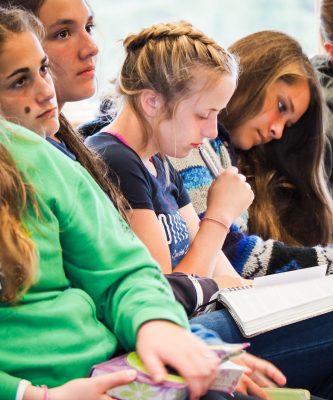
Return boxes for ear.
[140,89,163,118]
[324,41,333,61]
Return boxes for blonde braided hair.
[118,21,238,146]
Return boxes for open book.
[217,265,333,337]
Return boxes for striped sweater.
[170,126,333,277]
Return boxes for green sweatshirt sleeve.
[53,158,189,350]
[0,371,21,400]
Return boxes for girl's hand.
[232,353,287,399]
[23,370,137,400]
[136,320,220,400]
[206,166,254,226]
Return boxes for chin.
[58,86,96,104]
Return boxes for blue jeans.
[191,310,333,399]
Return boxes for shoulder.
[85,132,142,169]
[1,121,91,193]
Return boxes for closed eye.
[197,114,209,120]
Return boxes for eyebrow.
[48,15,94,30]
[6,56,48,79]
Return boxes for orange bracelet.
[200,216,230,233]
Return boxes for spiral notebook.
[217,265,333,337]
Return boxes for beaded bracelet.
[200,216,230,233]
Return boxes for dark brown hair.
[0,0,129,220]
[220,30,333,246]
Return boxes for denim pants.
[191,310,333,399]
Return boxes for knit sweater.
[170,125,333,277]
[0,123,188,400]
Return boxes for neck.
[105,103,158,162]
[58,101,65,113]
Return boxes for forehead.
[38,0,92,27]
[183,72,236,109]
[0,31,44,75]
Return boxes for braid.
[124,21,220,53]
[118,21,238,146]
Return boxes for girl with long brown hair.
[172,30,333,278]
[1,0,129,218]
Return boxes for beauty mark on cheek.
[24,106,31,114]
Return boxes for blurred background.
[64,0,318,125]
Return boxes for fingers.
[251,371,279,388]
[93,370,137,392]
[237,374,270,400]
[175,348,220,399]
[139,352,168,384]
[238,353,287,386]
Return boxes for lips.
[191,143,202,148]
[77,66,95,76]
[37,107,57,119]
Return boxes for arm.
[166,272,218,316]
[223,226,333,278]
[22,372,137,400]
[129,168,253,279]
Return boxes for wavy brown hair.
[0,0,129,220]
[0,139,37,303]
[219,30,333,246]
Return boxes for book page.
[220,274,333,323]
[253,265,327,288]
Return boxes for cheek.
[0,98,24,119]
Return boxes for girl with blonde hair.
[86,21,253,284]
[0,7,236,400]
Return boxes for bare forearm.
[173,218,229,277]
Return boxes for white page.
[253,265,327,288]
[220,275,333,325]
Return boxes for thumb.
[93,370,137,391]
[139,353,168,384]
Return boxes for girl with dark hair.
[172,30,333,277]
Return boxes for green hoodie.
[0,123,188,400]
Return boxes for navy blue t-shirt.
[85,132,191,268]
[46,136,77,161]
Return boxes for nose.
[269,119,285,141]
[79,31,99,60]
[202,119,218,140]
[35,76,55,105]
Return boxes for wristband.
[187,275,204,310]
[15,380,31,400]
[200,216,230,233]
